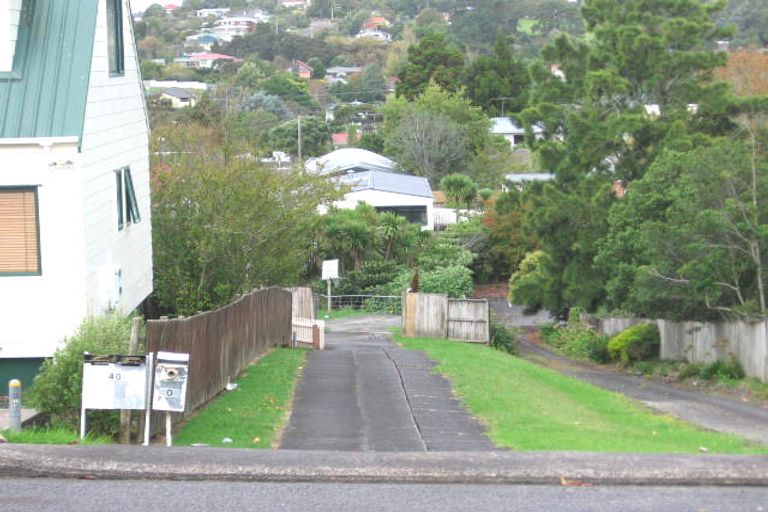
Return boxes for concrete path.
[279,315,494,452]
[519,330,768,445]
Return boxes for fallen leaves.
[560,476,593,487]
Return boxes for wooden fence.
[594,316,768,383]
[146,287,292,417]
[402,292,490,343]
[289,286,316,320]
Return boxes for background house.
[307,148,435,229]
[490,117,543,148]
[0,0,153,386]
[160,87,196,108]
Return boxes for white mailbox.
[82,354,148,410]
[152,351,190,412]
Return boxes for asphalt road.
[3,478,768,512]
[280,315,494,451]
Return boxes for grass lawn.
[2,427,111,445]
[319,307,372,321]
[174,348,307,448]
[395,333,767,454]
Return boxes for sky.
[129,0,164,13]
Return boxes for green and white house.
[0,0,152,386]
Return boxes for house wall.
[0,140,88,358]
[335,189,435,230]
[79,0,152,317]
[0,0,23,72]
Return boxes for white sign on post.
[322,259,339,280]
[82,355,148,410]
[152,351,190,413]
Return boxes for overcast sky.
[129,0,163,13]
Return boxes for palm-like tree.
[379,212,408,260]
[440,173,478,219]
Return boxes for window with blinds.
[0,188,41,275]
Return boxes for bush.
[562,329,611,363]
[28,312,138,436]
[677,362,704,380]
[699,356,746,381]
[607,323,660,365]
[490,324,520,355]
[538,323,610,363]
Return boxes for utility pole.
[297,115,302,162]
[492,96,515,117]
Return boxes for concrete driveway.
[279,315,495,452]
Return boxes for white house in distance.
[306,148,435,230]
[0,0,153,385]
[490,116,543,148]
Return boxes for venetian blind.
[0,189,40,273]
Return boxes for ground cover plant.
[2,426,111,445]
[395,332,767,454]
[173,348,306,448]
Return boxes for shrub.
[677,362,704,380]
[538,323,609,363]
[561,329,611,364]
[490,324,520,355]
[27,312,138,436]
[607,323,660,365]
[699,356,745,381]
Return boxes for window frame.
[116,167,140,231]
[106,0,125,76]
[0,186,42,277]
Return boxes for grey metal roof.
[305,148,397,175]
[491,117,544,135]
[339,170,433,199]
[505,173,554,182]
[162,87,195,99]
[0,0,99,139]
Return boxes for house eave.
[0,136,80,148]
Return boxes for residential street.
[3,478,768,512]
[279,315,495,451]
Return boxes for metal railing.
[318,294,402,315]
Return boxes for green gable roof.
[0,0,99,139]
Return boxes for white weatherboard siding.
[80,0,152,316]
[0,0,22,71]
[0,141,88,358]
[335,190,435,230]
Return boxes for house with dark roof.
[0,0,153,385]
[307,149,435,229]
[161,87,197,108]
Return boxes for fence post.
[8,379,22,432]
[119,317,142,444]
[312,324,320,350]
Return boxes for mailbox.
[152,351,190,412]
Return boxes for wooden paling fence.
[402,292,490,343]
[146,287,292,419]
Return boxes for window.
[106,0,124,75]
[374,205,427,226]
[0,187,41,275]
[116,167,140,230]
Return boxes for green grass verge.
[320,307,373,321]
[2,426,111,445]
[174,348,307,448]
[395,333,767,454]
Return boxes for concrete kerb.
[1,445,767,486]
